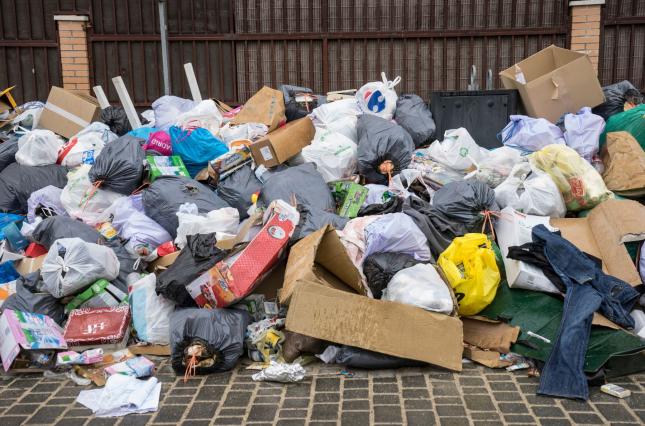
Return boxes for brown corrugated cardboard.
[38,86,101,138]
[285,281,464,371]
[250,117,314,168]
[146,251,181,273]
[231,86,285,132]
[463,346,512,369]
[499,45,604,123]
[14,255,46,276]
[280,225,366,304]
[551,199,645,286]
[462,317,520,354]
[601,132,645,195]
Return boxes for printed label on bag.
[260,146,274,161]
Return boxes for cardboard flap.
[270,118,315,162]
[602,132,645,192]
[315,227,364,292]
[462,317,520,354]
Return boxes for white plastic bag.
[60,165,125,225]
[563,107,605,163]
[499,115,565,153]
[427,128,489,171]
[300,129,357,182]
[364,213,432,262]
[309,98,361,142]
[465,146,522,188]
[41,238,120,298]
[355,72,401,120]
[494,162,566,218]
[175,99,223,137]
[363,184,390,205]
[152,95,198,130]
[175,203,240,249]
[27,185,67,223]
[15,129,64,166]
[388,169,433,199]
[382,264,454,313]
[58,122,117,167]
[129,274,174,344]
[219,122,268,145]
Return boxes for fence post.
[569,1,605,73]
[54,15,91,93]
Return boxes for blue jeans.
[531,225,639,400]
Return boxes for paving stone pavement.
[0,360,643,425]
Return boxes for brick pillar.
[569,1,604,73]
[54,15,91,93]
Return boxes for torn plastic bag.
[388,169,433,200]
[129,274,174,345]
[61,164,124,225]
[156,233,227,307]
[563,107,605,163]
[109,196,172,256]
[175,204,239,249]
[382,263,454,313]
[394,94,436,147]
[402,180,498,257]
[31,216,101,249]
[174,99,223,137]
[499,115,565,153]
[58,122,117,167]
[219,122,268,146]
[152,96,198,131]
[364,213,432,262]
[217,164,262,219]
[27,186,67,223]
[41,238,120,298]
[356,114,415,185]
[494,162,566,218]
[319,345,424,369]
[464,146,522,188]
[600,103,645,150]
[426,127,488,171]
[169,126,228,177]
[0,138,18,172]
[0,163,68,214]
[363,252,421,299]
[293,204,349,241]
[309,98,361,143]
[88,135,145,194]
[100,106,132,136]
[592,80,644,121]
[280,84,325,122]
[1,272,65,325]
[15,129,64,166]
[142,175,230,239]
[282,331,329,363]
[355,73,401,120]
[170,307,250,375]
[300,129,358,182]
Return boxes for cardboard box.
[38,86,101,139]
[286,282,464,371]
[280,225,367,304]
[601,131,645,195]
[0,309,67,372]
[64,306,131,350]
[250,117,314,168]
[231,86,285,132]
[14,254,46,276]
[499,45,604,123]
[147,155,190,181]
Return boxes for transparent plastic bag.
[427,128,488,171]
[465,146,522,188]
[15,129,64,166]
[382,264,454,313]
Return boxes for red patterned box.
[63,306,130,347]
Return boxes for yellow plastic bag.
[438,233,501,316]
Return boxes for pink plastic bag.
[143,130,172,156]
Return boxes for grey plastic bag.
[357,114,415,184]
[217,164,262,220]
[259,163,336,212]
[0,138,18,172]
[0,163,68,213]
[31,216,101,249]
[394,94,436,147]
[170,308,250,375]
[88,135,145,194]
[1,272,65,326]
[293,204,349,241]
[142,175,230,238]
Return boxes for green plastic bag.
[600,103,645,150]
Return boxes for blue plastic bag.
[169,126,228,177]
[0,261,20,284]
[128,127,158,141]
[0,213,23,240]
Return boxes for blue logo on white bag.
[364,90,386,113]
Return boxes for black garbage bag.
[170,307,250,375]
[363,252,421,299]
[0,138,18,172]
[394,94,436,147]
[358,196,403,217]
[88,134,145,194]
[31,216,101,248]
[100,106,132,136]
[280,84,326,122]
[592,80,644,121]
[259,163,336,212]
[2,272,65,325]
[357,114,415,185]
[0,163,68,213]
[293,204,349,241]
[323,345,425,369]
[402,180,497,257]
[156,233,226,307]
[143,175,230,238]
[217,164,262,220]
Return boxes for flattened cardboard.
[250,117,314,168]
[499,45,604,123]
[286,281,464,371]
[551,199,645,286]
[463,346,511,369]
[231,86,285,132]
[147,251,181,273]
[601,131,645,193]
[462,317,520,354]
[128,344,171,356]
[281,225,366,304]
[38,86,101,139]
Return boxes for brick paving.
[0,360,643,425]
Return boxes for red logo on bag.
[569,178,585,199]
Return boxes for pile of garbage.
[0,45,644,413]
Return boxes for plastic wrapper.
[252,361,306,383]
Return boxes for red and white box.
[63,306,131,349]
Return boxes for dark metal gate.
[599,0,645,91]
